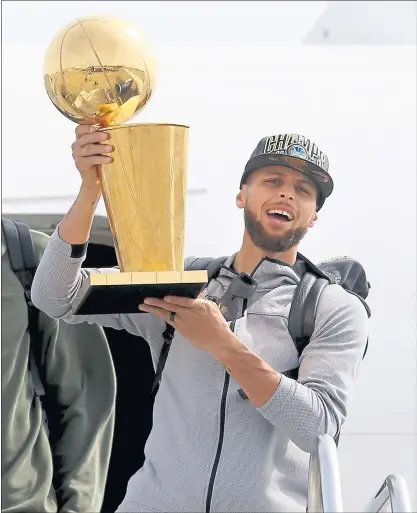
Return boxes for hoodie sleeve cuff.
[256,374,296,420]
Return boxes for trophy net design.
[44,16,208,314]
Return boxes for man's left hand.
[139,296,233,352]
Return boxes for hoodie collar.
[217,253,301,290]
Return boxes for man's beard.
[244,206,308,253]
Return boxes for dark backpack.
[1,217,47,414]
[153,253,371,390]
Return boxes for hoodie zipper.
[205,320,236,513]
[206,259,296,510]
[205,266,254,512]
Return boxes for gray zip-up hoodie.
[31,228,369,513]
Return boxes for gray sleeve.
[31,227,165,343]
[256,284,369,453]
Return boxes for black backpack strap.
[152,256,228,392]
[287,271,343,445]
[151,324,175,393]
[295,276,330,355]
[288,273,317,349]
[2,218,45,397]
[284,272,330,380]
[207,257,228,281]
[187,256,228,282]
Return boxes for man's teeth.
[267,209,293,221]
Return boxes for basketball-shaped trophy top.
[43,15,156,127]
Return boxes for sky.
[2,1,329,46]
[2,2,417,509]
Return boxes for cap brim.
[242,154,334,206]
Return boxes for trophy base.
[72,270,208,315]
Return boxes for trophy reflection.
[43,16,208,314]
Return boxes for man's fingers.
[75,143,113,158]
[72,134,113,156]
[77,155,113,167]
[143,298,186,313]
[163,296,200,308]
[139,303,177,324]
[76,131,110,146]
[75,124,97,138]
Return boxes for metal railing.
[362,474,412,513]
[307,434,344,513]
[307,433,413,513]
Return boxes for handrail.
[307,434,344,512]
[362,474,412,513]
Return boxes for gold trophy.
[43,16,208,314]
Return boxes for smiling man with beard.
[237,133,333,270]
[31,128,368,513]
[241,165,314,260]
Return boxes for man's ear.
[236,188,246,210]
[309,212,318,228]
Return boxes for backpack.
[153,253,371,389]
[152,253,371,446]
[1,217,47,413]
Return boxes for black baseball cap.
[240,134,334,210]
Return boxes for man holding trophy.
[32,16,369,513]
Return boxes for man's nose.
[279,191,295,201]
